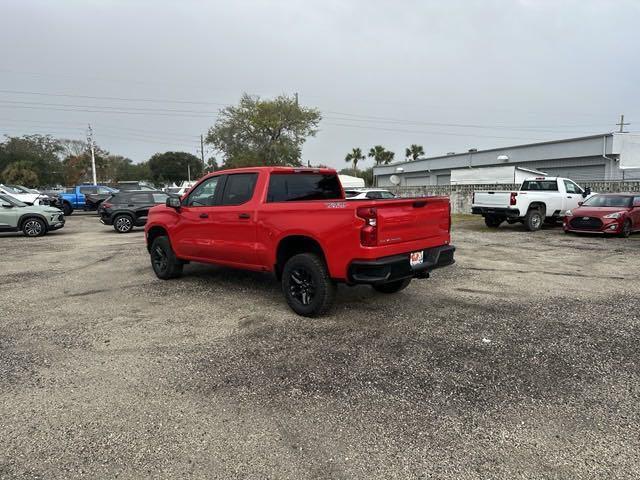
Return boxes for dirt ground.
[1,213,639,479]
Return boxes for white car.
[472,176,594,231]
[344,188,396,200]
[0,184,43,205]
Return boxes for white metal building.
[373,133,640,187]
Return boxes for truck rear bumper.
[472,207,520,218]
[347,245,455,285]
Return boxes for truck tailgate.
[373,197,450,247]
[473,191,512,207]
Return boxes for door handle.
[238,213,250,219]
[199,213,208,219]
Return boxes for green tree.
[345,147,365,175]
[368,145,395,165]
[206,93,321,168]
[61,142,110,185]
[405,144,425,161]
[148,151,203,184]
[1,161,39,187]
[0,135,64,186]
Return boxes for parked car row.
[0,193,65,236]
[471,176,640,237]
[0,184,61,208]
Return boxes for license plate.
[410,251,424,268]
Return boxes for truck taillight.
[448,201,452,233]
[102,202,113,209]
[510,192,517,206]
[356,206,378,246]
[472,192,475,204]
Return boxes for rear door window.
[79,186,97,194]
[267,173,342,202]
[221,173,258,206]
[129,193,152,204]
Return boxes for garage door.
[405,176,430,186]
[540,165,605,181]
[436,174,451,185]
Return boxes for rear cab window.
[267,173,342,202]
[521,180,558,191]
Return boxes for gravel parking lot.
[1,214,639,479]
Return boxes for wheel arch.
[146,225,169,253]
[527,201,547,215]
[275,234,328,281]
[18,213,48,230]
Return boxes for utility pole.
[200,134,205,164]
[187,163,191,182]
[87,124,97,186]
[616,114,630,133]
[294,92,299,107]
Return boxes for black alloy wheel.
[289,267,316,306]
[282,253,336,317]
[150,236,183,279]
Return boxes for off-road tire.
[372,278,412,294]
[150,236,183,279]
[524,208,543,231]
[113,214,134,233]
[282,253,336,317]
[22,217,47,237]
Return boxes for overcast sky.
[1,0,639,169]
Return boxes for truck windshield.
[267,173,343,202]
[521,180,558,191]
[582,195,632,208]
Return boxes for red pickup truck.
[145,167,455,316]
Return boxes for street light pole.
[87,124,97,186]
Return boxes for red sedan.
[563,193,640,237]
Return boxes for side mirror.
[578,201,583,206]
[166,196,181,209]
[1,203,13,208]
[583,187,591,197]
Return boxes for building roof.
[373,132,618,176]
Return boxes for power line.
[0,89,230,107]
[0,99,220,116]
[0,102,216,118]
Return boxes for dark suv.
[99,190,172,233]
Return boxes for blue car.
[60,184,118,216]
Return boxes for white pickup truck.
[472,177,593,231]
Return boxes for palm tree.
[368,145,395,165]
[405,144,425,161]
[345,148,365,174]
